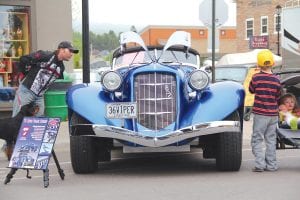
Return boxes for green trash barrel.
[44,90,68,121]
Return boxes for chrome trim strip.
[90,121,241,147]
[123,145,190,153]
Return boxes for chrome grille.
[134,73,176,130]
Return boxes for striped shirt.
[249,71,281,116]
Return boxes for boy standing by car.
[249,49,281,172]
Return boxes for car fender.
[66,84,122,126]
[180,81,245,128]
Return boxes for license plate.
[106,102,137,119]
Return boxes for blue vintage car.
[66,31,245,173]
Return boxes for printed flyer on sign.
[8,117,61,170]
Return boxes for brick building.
[140,1,291,58]
[236,0,286,54]
[140,25,237,58]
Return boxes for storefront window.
[0,5,30,113]
[0,5,30,88]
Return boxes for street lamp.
[275,5,282,56]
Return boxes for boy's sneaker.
[252,167,264,172]
[264,168,278,172]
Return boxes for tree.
[73,31,82,68]
[73,30,120,68]
[89,30,118,51]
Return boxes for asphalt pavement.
[3,117,300,200]
[55,121,70,150]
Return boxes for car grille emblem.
[164,85,173,98]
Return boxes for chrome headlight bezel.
[101,71,123,92]
[188,70,210,91]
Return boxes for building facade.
[140,1,290,58]
[236,0,286,54]
[0,0,73,113]
[0,0,73,86]
[140,25,237,59]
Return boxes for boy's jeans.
[251,114,278,170]
[12,83,44,117]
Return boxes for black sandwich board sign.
[5,117,64,187]
[8,117,60,169]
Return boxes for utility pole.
[82,0,90,83]
[211,0,216,83]
[275,5,282,56]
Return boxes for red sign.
[249,36,269,49]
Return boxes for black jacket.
[19,50,64,96]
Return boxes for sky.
[72,0,236,27]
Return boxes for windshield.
[158,50,197,64]
[215,67,248,83]
[114,49,198,69]
[114,51,149,68]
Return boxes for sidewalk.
[0,120,70,152]
[55,120,70,149]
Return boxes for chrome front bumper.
[91,121,241,147]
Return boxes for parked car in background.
[90,59,109,70]
[214,64,258,121]
[66,31,245,174]
[70,67,109,84]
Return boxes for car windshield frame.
[112,46,200,69]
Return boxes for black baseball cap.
[58,41,79,54]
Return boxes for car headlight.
[101,71,122,91]
[188,70,209,91]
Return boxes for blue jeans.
[12,83,44,117]
[251,114,278,170]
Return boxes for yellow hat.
[257,49,274,67]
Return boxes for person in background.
[13,41,78,117]
[278,93,300,130]
[2,41,78,160]
[249,49,281,172]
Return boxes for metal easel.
[4,150,65,188]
